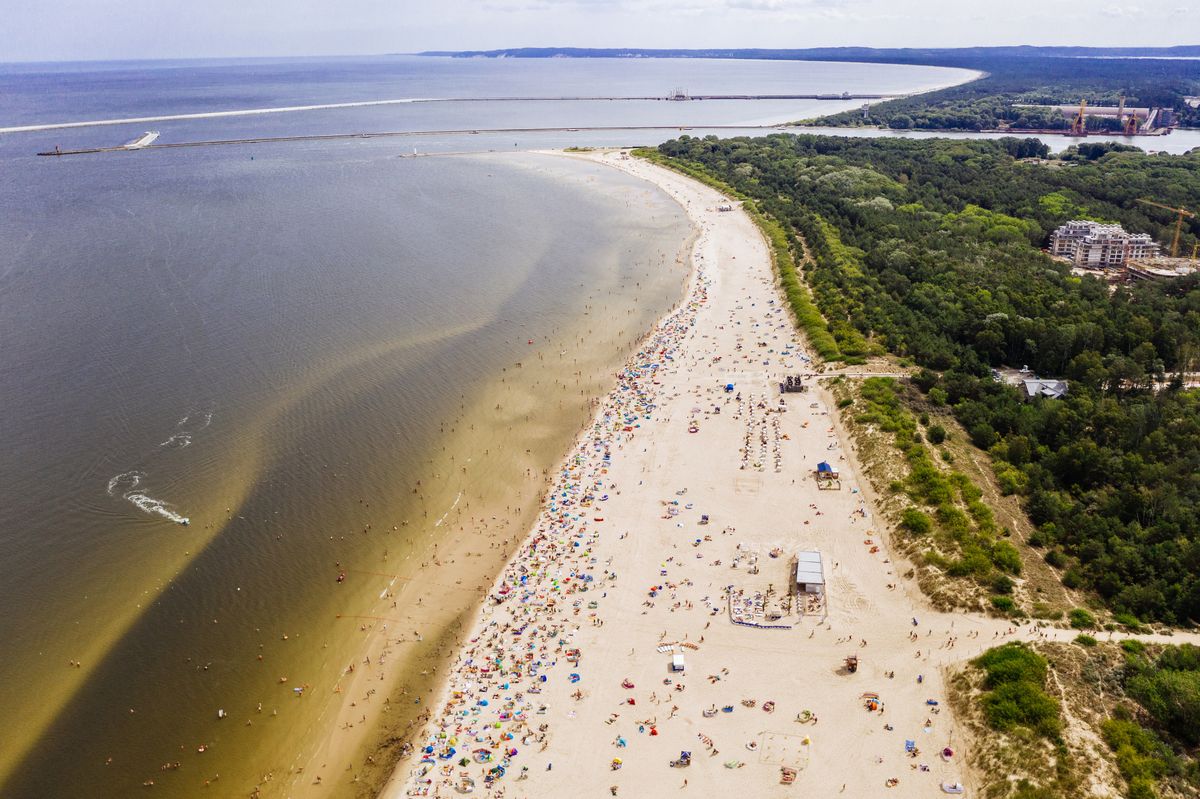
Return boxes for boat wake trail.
[176,410,213,431]
[109,408,210,524]
[161,407,213,449]
[106,471,190,526]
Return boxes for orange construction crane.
[1069,98,1088,136]
[1124,112,1140,135]
[1136,199,1196,258]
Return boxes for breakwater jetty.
[7,93,901,136]
[36,123,795,157]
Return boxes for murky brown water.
[0,149,689,798]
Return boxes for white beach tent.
[795,551,825,595]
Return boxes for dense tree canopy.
[808,57,1200,131]
[658,134,1200,622]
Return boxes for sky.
[0,0,1195,63]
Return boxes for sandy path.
[381,150,1200,799]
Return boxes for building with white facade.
[1050,220,1160,268]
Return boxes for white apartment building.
[1050,220,1160,268]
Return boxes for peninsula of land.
[378,151,1200,799]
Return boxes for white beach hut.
[794,551,825,596]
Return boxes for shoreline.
[379,148,968,799]
[382,148,1200,799]
[270,152,698,798]
[377,149,709,796]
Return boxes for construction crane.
[1069,98,1088,136]
[1136,199,1197,258]
[1116,95,1138,134]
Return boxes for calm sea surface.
[0,55,1015,798]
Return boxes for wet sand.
[261,154,695,798]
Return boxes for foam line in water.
[160,433,192,449]
[0,99,440,134]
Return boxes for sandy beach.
[381,150,1197,799]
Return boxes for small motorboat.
[336,571,346,583]
[216,709,226,720]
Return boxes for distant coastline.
[416,45,1200,64]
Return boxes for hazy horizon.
[1,0,1196,64]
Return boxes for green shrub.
[982,680,1061,735]
[901,507,933,535]
[994,462,1027,495]
[990,541,1022,575]
[937,504,971,536]
[837,397,854,408]
[1114,613,1144,632]
[1128,665,1200,746]
[991,573,1015,594]
[1101,717,1173,799]
[1011,782,1058,799]
[1074,634,1098,647]
[976,643,1048,688]
[1157,643,1200,672]
[927,424,946,444]
[970,422,998,449]
[928,387,948,406]
[1044,549,1067,569]
[912,369,939,393]
[991,595,1017,613]
[1069,608,1096,629]
[1121,639,1147,656]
